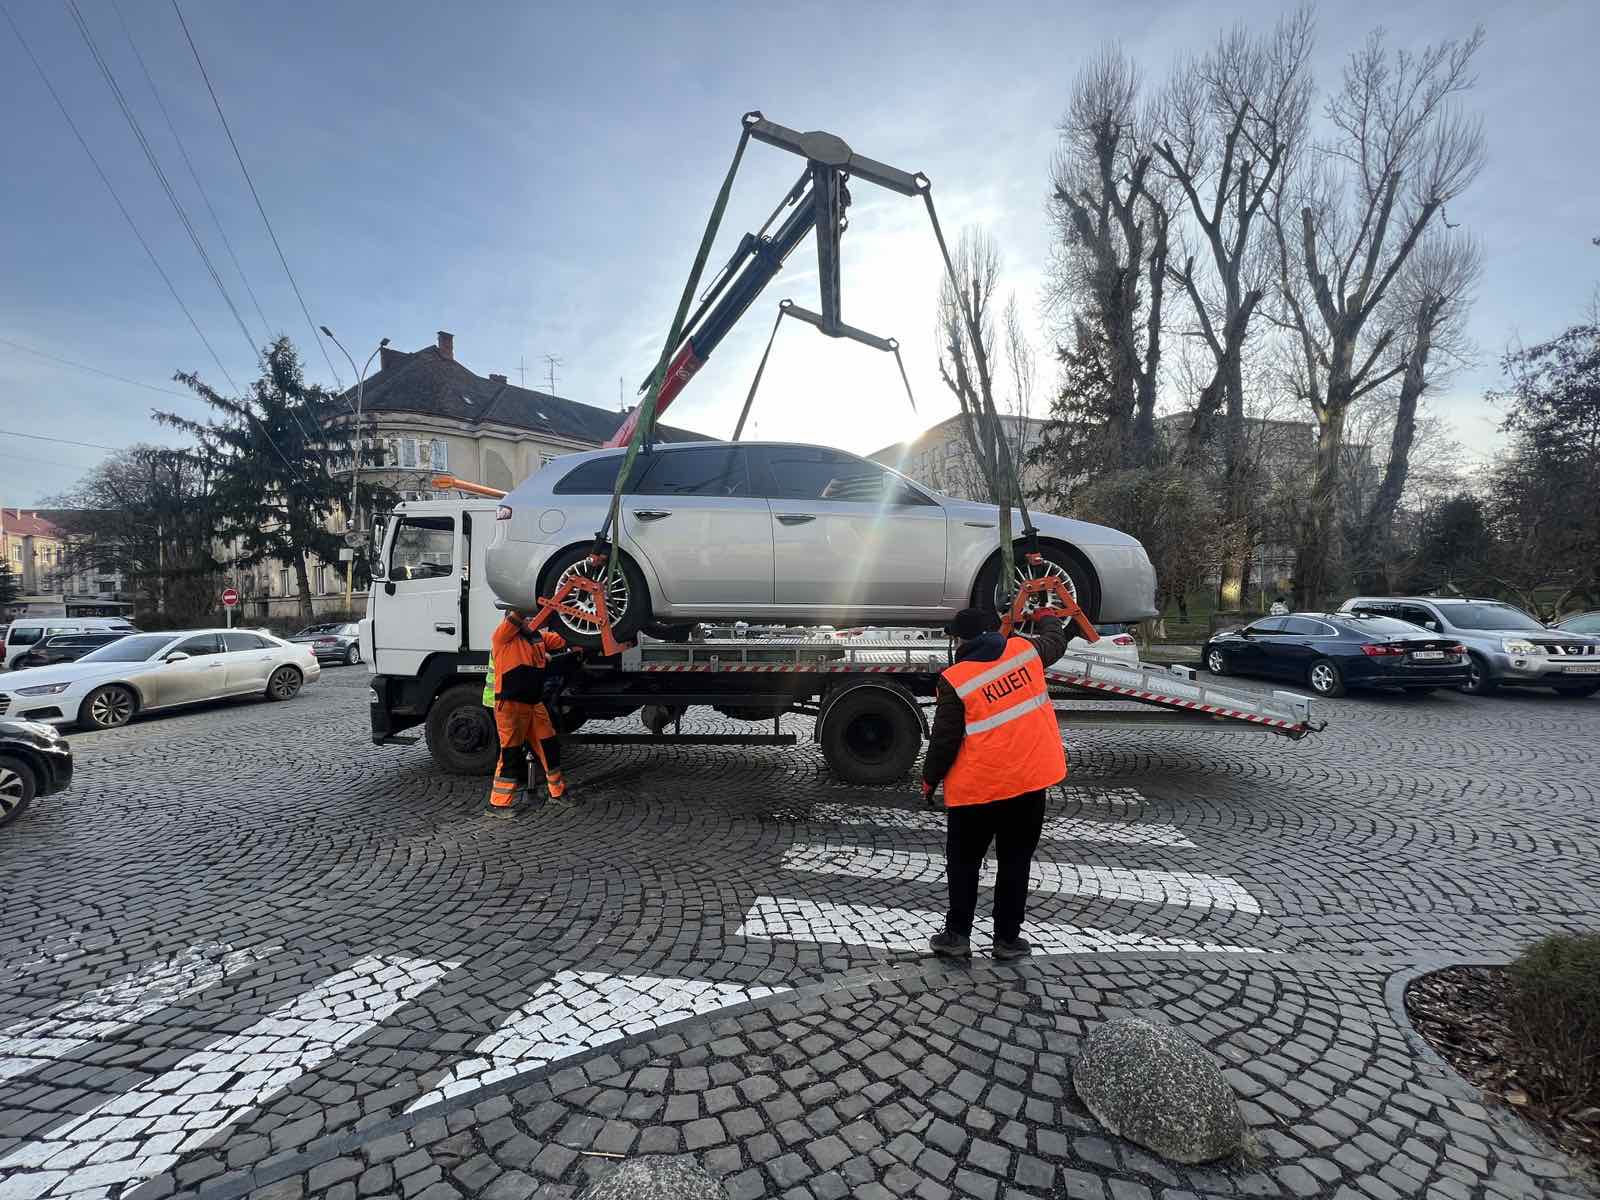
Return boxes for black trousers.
[945,789,1047,941]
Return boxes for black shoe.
[993,936,1033,961]
[929,930,971,959]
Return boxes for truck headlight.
[16,682,71,696]
[1501,638,1540,655]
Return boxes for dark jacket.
[922,616,1067,789]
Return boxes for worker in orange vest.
[486,608,580,813]
[922,606,1067,960]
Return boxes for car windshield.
[78,634,178,663]
[1439,603,1545,631]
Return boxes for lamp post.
[320,327,389,609]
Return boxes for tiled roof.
[0,509,65,538]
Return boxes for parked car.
[1339,597,1600,697]
[9,631,130,672]
[2,617,139,670]
[484,442,1158,646]
[288,622,363,665]
[1072,622,1140,664]
[1553,610,1600,637]
[1203,612,1469,697]
[0,629,320,730]
[0,717,73,828]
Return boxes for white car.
[0,629,320,731]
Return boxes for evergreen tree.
[0,557,19,608]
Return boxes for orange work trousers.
[487,700,564,806]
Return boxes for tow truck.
[360,112,1319,781]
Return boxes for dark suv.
[9,631,128,672]
[1338,597,1600,697]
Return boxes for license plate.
[1410,650,1446,661]
[1564,664,1600,675]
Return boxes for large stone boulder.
[1072,1016,1245,1164]
[578,1155,729,1200]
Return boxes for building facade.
[1,509,131,619]
[867,413,1050,503]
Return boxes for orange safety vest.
[941,636,1067,807]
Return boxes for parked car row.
[1203,597,1600,699]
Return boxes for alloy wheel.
[90,687,134,728]
[998,558,1076,618]
[1310,663,1337,694]
[552,558,632,638]
[0,764,25,818]
[269,668,302,700]
[1206,650,1225,674]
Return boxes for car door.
[1231,618,1285,678]
[1274,616,1330,681]
[620,446,773,611]
[220,631,276,692]
[374,513,461,677]
[753,445,946,614]
[146,634,225,707]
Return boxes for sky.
[2,0,1595,506]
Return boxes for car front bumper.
[1082,544,1159,622]
[1483,649,1600,685]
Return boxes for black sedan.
[9,631,128,672]
[1203,613,1470,697]
[0,717,73,828]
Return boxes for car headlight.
[1501,638,1540,655]
[16,682,72,696]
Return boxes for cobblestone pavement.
[0,666,1595,1200]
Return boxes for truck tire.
[818,684,922,785]
[425,683,500,775]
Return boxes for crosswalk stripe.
[406,970,787,1112]
[780,845,1260,913]
[0,943,275,1087]
[0,954,452,1200]
[781,804,1197,847]
[736,896,1265,955]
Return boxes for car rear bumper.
[1354,666,1471,688]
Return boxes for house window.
[279,568,291,596]
[430,439,448,471]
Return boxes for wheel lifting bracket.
[515,551,629,658]
[1000,554,1100,644]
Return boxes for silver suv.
[1338,597,1600,697]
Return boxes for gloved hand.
[921,780,936,805]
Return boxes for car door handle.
[435,622,456,635]
[631,509,673,522]
[775,513,816,525]
[963,520,997,529]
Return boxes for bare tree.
[1272,25,1486,606]
[1047,44,1171,468]
[1154,6,1316,608]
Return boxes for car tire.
[344,644,361,666]
[425,683,499,775]
[538,544,649,651]
[1554,683,1600,698]
[1204,648,1228,676]
[1308,658,1345,698]
[1458,653,1498,695]
[79,684,137,730]
[265,666,303,702]
[974,544,1096,625]
[0,754,36,828]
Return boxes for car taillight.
[1449,644,1466,655]
[1361,643,1405,657]
[496,504,513,521]
[1109,635,1135,646]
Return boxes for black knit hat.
[946,607,998,640]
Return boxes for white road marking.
[737,896,1265,955]
[406,971,788,1112]
[0,953,451,1199]
[789,803,1196,847]
[0,943,275,1086]
[781,845,1260,913]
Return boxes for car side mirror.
[165,651,191,663]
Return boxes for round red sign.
[221,588,240,607]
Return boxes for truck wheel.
[426,683,500,775]
[819,685,922,785]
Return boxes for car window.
[1347,602,1395,618]
[759,446,932,504]
[1342,616,1431,636]
[553,455,646,496]
[340,624,359,636]
[1437,603,1544,632]
[1560,614,1600,635]
[637,447,750,497]
[222,632,271,651]
[388,516,454,580]
[79,634,177,662]
[173,634,222,657]
[1280,617,1329,636]
[1396,605,1441,630]
[1244,618,1287,634]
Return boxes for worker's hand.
[921,780,936,805]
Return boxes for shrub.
[1506,932,1600,1098]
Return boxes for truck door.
[374,513,461,676]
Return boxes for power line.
[0,337,191,398]
[67,0,260,366]
[111,0,273,342]
[1,1,240,394]
[0,428,122,452]
[170,0,344,389]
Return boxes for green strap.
[604,127,754,583]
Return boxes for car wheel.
[974,544,1096,625]
[265,666,303,702]
[1458,653,1498,695]
[79,684,137,730]
[1205,648,1228,676]
[1308,658,1345,698]
[539,544,648,650]
[425,683,499,775]
[1554,683,1600,698]
[0,754,36,828]
[344,644,361,667]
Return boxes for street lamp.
[320,327,389,608]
